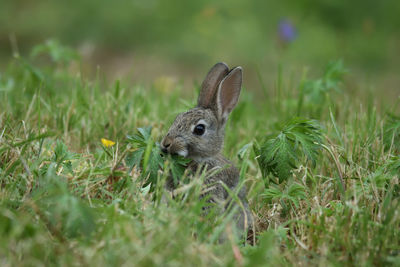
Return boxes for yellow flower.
[101,138,115,147]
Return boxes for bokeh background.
[1,0,399,99]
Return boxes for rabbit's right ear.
[197,62,229,109]
[215,66,242,125]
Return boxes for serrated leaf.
[127,126,152,147]
[262,186,283,200]
[166,154,191,186]
[263,182,307,208]
[287,183,307,200]
[146,146,163,185]
[302,60,346,110]
[284,118,323,167]
[125,148,144,172]
[52,140,77,173]
[125,127,190,190]
[256,118,323,184]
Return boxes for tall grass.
[0,43,399,266]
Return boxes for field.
[0,41,399,266]
[1,1,400,265]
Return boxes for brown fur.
[161,63,253,235]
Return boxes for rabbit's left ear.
[216,66,242,124]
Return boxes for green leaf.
[127,126,152,147]
[32,165,96,239]
[284,118,323,167]
[166,154,192,186]
[256,118,324,184]
[126,127,190,190]
[126,127,161,188]
[262,186,283,200]
[31,40,79,65]
[383,113,400,152]
[301,60,347,114]
[237,142,252,160]
[140,183,152,196]
[386,156,400,175]
[52,140,77,174]
[125,148,144,172]
[323,60,347,92]
[286,183,307,208]
[262,182,307,208]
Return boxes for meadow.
[0,41,399,266]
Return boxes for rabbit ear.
[216,66,242,124]
[197,62,229,109]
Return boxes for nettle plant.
[255,118,323,184]
[250,61,346,209]
[254,118,324,209]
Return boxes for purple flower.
[278,19,297,43]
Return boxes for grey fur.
[161,63,253,235]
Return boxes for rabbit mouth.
[160,139,188,158]
[161,148,188,158]
[160,148,188,158]
[176,149,188,157]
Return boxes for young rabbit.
[161,62,253,235]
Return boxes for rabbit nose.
[161,144,169,154]
[161,137,172,153]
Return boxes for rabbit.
[160,62,253,236]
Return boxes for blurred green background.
[1,0,399,95]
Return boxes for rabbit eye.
[193,124,205,135]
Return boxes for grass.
[0,43,399,266]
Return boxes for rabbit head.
[161,62,242,161]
